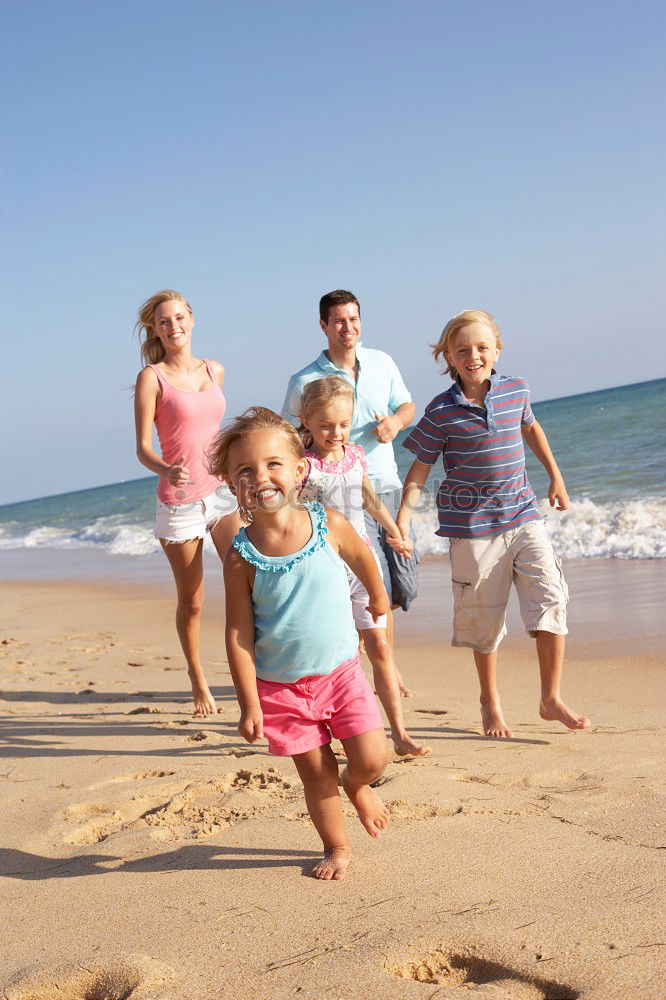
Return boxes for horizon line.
[2,374,664,509]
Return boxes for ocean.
[1,378,665,565]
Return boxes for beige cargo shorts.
[449,519,568,654]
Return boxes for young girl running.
[134,290,240,716]
[209,407,391,881]
[298,377,428,758]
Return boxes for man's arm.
[280,375,302,427]
[223,549,263,742]
[372,401,416,443]
[522,420,569,511]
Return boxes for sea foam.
[1,497,664,560]
[413,496,666,560]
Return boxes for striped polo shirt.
[403,373,542,539]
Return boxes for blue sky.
[2,0,664,505]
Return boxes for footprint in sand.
[62,768,301,846]
[386,799,462,819]
[2,953,174,1000]
[109,770,177,783]
[414,708,449,716]
[389,948,579,998]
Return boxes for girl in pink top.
[134,290,240,716]
[298,376,428,758]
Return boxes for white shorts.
[347,547,388,632]
[449,520,568,653]
[154,485,237,543]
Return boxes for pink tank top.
[148,359,226,505]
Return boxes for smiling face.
[320,302,361,354]
[227,430,307,515]
[446,321,500,393]
[302,397,353,460]
[153,299,194,353]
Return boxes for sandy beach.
[1,558,664,999]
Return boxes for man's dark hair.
[319,289,361,324]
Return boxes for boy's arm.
[396,459,431,536]
[361,474,413,557]
[326,508,391,621]
[521,420,569,511]
[223,549,263,742]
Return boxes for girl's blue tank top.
[232,503,359,683]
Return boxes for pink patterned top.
[299,443,372,545]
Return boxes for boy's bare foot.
[311,846,351,881]
[393,733,431,758]
[342,779,390,838]
[539,697,590,730]
[481,700,512,738]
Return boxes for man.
[281,289,418,611]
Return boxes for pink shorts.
[256,653,383,757]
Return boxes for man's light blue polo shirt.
[281,344,412,493]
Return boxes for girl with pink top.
[134,290,240,716]
[298,376,428,758]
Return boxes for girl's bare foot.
[540,697,590,730]
[481,699,512,738]
[342,779,390,838]
[311,846,351,881]
[393,733,430,758]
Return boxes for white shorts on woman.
[155,484,237,543]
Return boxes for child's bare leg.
[292,745,351,880]
[340,729,390,838]
[386,610,412,696]
[361,629,429,757]
[536,632,590,730]
[474,649,512,738]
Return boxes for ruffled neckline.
[305,443,361,474]
[232,502,328,572]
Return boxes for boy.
[396,310,590,737]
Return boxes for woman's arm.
[361,474,413,557]
[209,359,225,390]
[326,508,390,621]
[223,549,263,742]
[395,459,431,537]
[134,368,190,485]
[521,421,569,511]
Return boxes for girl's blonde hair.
[135,289,193,366]
[431,309,502,380]
[208,406,304,481]
[298,375,355,449]
[208,407,304,522]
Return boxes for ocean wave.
[413,496,666,559]
[1,497,664,559]
[0,516,160,558]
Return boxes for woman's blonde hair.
[208,407,304,522]
[431,309,502,380]
[298,375,355,449]
[135,289,193,366]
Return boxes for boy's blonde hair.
[298,375,355,449]
[208,406,304,482]
[135,289,193,366]
[431,309,502,380]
